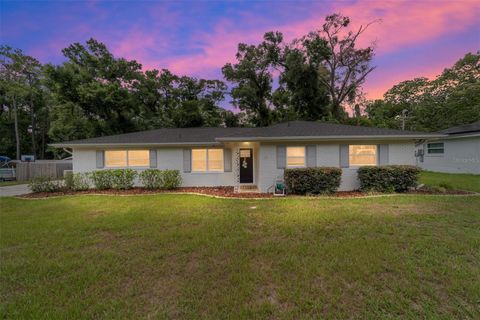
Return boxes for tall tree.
[222,38,275,126]
[301,14,376,118]
[0,46,44,159]
[44,38,143,141]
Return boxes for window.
[349,145,377,166]
[192,148,224,172]
[105,150,127,167]
[427,143,444,154]
[208,149,224,171]
[287,147,305,167]
[105,150,150,168]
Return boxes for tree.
[1,46,45,159]
[302,14,376,119]
[366,52,480,131]
[222,37,275,126]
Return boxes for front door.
[239,148,254,183]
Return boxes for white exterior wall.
[257,141,417,192]
[418,136,480,174]
[72,148,97,173]
[73,146,238,188]
[158,148,236,187]
[73,141,419,192]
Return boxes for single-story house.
[51,121,443,192]
[415,120,480,174]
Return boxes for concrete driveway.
[0,184,31,197]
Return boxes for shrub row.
[139,169,182,190]
[29,169,182,193]
[284,165,420,195]
[284,167,342,195]
[357,165,421,192]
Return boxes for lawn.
[1,194,479,319]
[420,171,480,192]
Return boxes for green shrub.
[89,170,114,190]
[29,177,63,193]
[64,171,74,190]
[71,173,90,191]
[139,169,182,190]
[162,170,182,190]
[357,165,421,193]
[284,167,342,195]
[64,172,90,191]
[139,169,164,189]
[110,169,137,190]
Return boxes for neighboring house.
[416,121,480,174]
[51,121,442,192]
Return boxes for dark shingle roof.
[218,121,433,139]
[439,121,480,135]
[56,127,250,145]
[52,121,442,146]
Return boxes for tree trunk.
[331,101,344,120]
[13,96,20,160]
[28,75,37,158]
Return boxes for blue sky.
[2,0,479,102]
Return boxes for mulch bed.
[20,186,273,199]
[19,186,475,199]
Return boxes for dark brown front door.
[239,148,253,183]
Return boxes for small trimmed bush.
[284,167,342,195]
[110,169,137,190]
[89,170,114,190]
[29,177,63,193]
[357,165,421,193]
[139,169,182,190]
[139,169,163,189]
[64,172,90,191]
[162,170,182,190]
[64,171,75,190]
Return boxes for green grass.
[420,171,480,192]
[0,180,27,187]
[1,194,479,319]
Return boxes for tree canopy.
[1,14,477,160]
[365,52,480,131]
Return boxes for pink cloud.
[159,0,479,81]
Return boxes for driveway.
[0,184,31,197]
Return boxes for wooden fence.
[15,161,72,181]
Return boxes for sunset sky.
[2,0,479,105]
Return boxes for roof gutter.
[49,141,223,148]
[216,134,446,142]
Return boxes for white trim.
[217,134,445,142]
[51,134,446,148]
[51,142,222,148]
